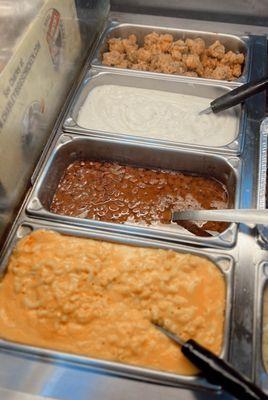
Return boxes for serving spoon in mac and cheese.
[153,323,268,400]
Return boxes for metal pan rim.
[0,219,234,392]
[26,132,242,248]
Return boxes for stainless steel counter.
[0,348,233,399]
[0,10,267,400]
[0,388,55,400]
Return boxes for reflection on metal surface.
[0,348,233,400]
[0,388,56,400]
[257,119,268,245]
[254,262,268,392]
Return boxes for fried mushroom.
[207,40,225,60]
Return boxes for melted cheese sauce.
[0,230,226,375]
[77,85,239,147]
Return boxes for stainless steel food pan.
[63,69,245,155]
[0,219,234,392]
[91,22,250,83]
[253,262,268,392]
[26,133,241,248]
[257,119,268,245]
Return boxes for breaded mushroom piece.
[211,65,233,80]
[130,61,149,71]
[108,38,125,54]
[102,33,245,80]
[150,53,174,73]
[231,64,242,78]
[183,54,204,76]
[102,51,126,67]
[186,38,206,55]
[122,34,138,52]
[183,71,198,77]
[200,53,218,69]
[158,34,173,53]
[221,50,245,65]
[172,39,188,54]
[136,48,152,63]
[207,40,225,60]
[144,32,160,47]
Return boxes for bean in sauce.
[50,161,229,234]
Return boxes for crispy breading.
[102,33,244,80]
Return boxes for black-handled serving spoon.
[199,75,268,115]
[153,323,268,400]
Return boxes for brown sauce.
[50,161,229,233]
